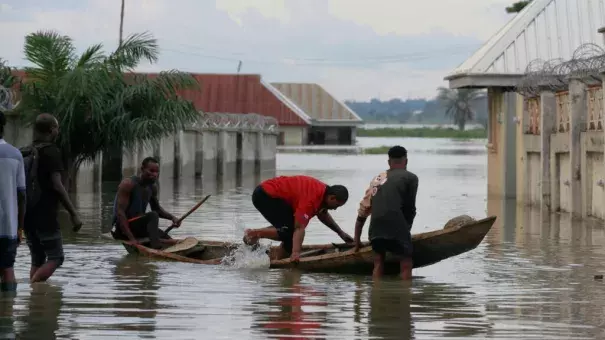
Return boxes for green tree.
[12,30,200,189]
[506,1,532,13]
[436,87,482,131]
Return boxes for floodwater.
[2,137,605,339]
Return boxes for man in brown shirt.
[353,145,418,280]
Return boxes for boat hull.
[118,216,497,275]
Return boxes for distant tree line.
[345,89,488,131]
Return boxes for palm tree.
[436,87,482,131]
[506,1,532,14]
[13,30,200,190]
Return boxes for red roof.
[143,73,308,126]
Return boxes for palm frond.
[77,43,106,67]
[23,30,76,82]
[108,31,159,70]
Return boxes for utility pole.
[119,0,125,46]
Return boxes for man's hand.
[352,239,361,253]
[71,214,83,232]
[339,231,354,243]
[290,251,301,263]
[170,216,181,228]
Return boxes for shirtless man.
[353,146,419,280]
[243,175,354,262]
[111,157,181,249]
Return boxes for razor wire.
[194,112,279,132]
[517,43,605,96]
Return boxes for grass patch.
[358,127,487,139]
[363,146,393,154]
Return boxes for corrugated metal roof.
[271,83,363,123]
[448,0,605,77]
[141,73,310,126]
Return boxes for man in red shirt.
[243,175,354,262]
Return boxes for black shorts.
[371,238,412,258]
[252,185,295,253]
[0,238,18,270]
[24,228,65,268]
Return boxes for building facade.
[445,0,605,220]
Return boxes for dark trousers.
[112,211,171,248]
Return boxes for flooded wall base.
[512,79,605,222]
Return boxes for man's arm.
[149,184,177,221]
[354,173,384,248]
[44,146,79,219]
[115,179,137,242]
[317,210,343,234]
[403,174,419,227]
[50,172,78,217]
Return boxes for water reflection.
[251,270,328,339]
[367,280,413,339]
[0,295,16,339]
[18,284,64,340]
[111,256,161,338]
[484,199,605,339]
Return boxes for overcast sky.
[0,0,515,101]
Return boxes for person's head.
[34,113,59,142]
[140,156,160,183]
[388,145,408,169]
[0,111,5,138]
[323,184,349,210]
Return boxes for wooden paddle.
[164,194,212,235]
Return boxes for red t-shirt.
[261,175,327,228]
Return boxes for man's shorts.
[24,228,64,268]
[252,185,295,253]
[370,237,412,259]
[0,238,18,270]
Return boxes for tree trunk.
[458,120,466,131]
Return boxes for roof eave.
[444,72,524,89]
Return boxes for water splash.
[219,217,272,269]
[220,243,271,269]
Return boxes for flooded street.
[2,137,605,339]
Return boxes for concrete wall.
[2,112,279,194]
[280,126,306,145]
[509,79,605,221]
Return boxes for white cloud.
[0,0,513,100]
[327,0,512,40]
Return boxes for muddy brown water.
[1,137,604,339]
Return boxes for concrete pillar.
[195,131,203,178]
[201,130,218,182]
[173,131,182,178]
[540,90,556,211]
[254,131,264,175]
[568,78,587,219]
[217,130,227,179]
[503,91,517,199]
[239,131,257,178]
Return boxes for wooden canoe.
[116,215,497,275]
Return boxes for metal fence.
[194,112,279,132]
[517,43,605,96]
